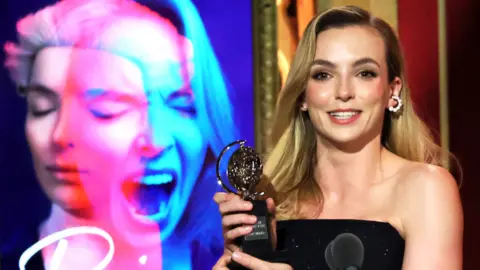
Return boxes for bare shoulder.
[395,163,461,209]
[397,163,460,197]
[394,162,462,221]
[393,162,463,269]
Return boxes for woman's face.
[303,26,401,148]
[26,35,206,242]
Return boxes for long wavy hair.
[4,0,236,250]
[262,5,452,220]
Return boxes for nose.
[136,136,172,160]
[136,126,174,160]
[335,78,355,102]
[137,98,176,160]
[51,107,75,151]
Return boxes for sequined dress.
[276,219,405,269]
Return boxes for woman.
[214,5,463,270]
[3,0,235,269]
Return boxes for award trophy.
[216,140,274,265]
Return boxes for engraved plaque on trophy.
[216,140,274,264]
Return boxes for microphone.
[324,233,364,270]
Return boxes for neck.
[40,204,99,237]
[315,134,388,200]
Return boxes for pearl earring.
[388,95,402,112]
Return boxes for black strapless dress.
[276,219,405,270]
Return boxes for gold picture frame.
[252,0,279,156]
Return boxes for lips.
[45,164,85,173]
[45,164,86,184]
[328,109,362,124]
[328,111,360,119]
[121,169,177,218]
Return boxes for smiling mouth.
[121,171,177,218]
[328,110,361,120]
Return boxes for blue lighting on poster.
[0,0,253,269]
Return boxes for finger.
[266,198,276,216]
[219,198,252,215]
[212,254,232,270]
[231,251,268,270]
[222,213,257,227]
[213,192,238,204]
[225,243,241,253]
[224,225,253,240]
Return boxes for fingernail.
[242,226,251,232]
[232,251,241,260]
[249,216,257,223]
[244,202,252,208]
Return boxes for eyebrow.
[311,57,380,68]
[84,88,148,107]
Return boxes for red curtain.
[398,0,480,267]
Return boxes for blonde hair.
[263,6,451,219]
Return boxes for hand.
[212,251,292,270]
[212,192,277,254]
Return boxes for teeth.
[329,111,359,119]
[143,174,173,185]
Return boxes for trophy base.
[241,200,272,253]
[227,200,289,269]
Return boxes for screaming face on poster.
[3,0,241,269]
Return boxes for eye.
[312,72,332,81]
[166,90,196,117]
[27,93,58,117]
[84,89,147,120]
[357,70,378,79]
[88,101,134,120]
